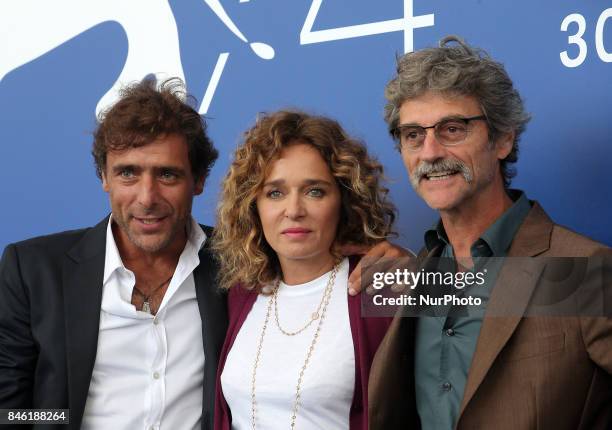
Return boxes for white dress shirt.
[81,216,206,430]
[221,258,355,430]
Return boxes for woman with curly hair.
[212,110,396,430]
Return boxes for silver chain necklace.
[250,263,339,430]
[132,275,173,315]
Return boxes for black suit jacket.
[0,217,228,429]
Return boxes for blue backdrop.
[1,0,611,252]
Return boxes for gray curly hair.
[384,35,531,187]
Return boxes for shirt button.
[153,372,160,379]
[153,319,159,325]
[442,382,452,391]
[445,328,455,337]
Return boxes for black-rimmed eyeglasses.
[391,115,487,151]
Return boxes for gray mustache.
[410,158,473,188]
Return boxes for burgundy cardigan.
[213,258,392,430]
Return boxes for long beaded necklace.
[250,263,339,430]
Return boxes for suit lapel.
[457,258,544,417]
[194,244,227,358]
[458,203,554,418]
[369,303,418,428]
[193,230,228,430]
[61,221,226,430]
[62,218,108,429]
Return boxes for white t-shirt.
[221,258,355,430]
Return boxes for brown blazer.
[368,202,612,430]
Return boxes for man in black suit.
[0,78,227,429]
[0,77,406,430]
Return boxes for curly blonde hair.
[212,110,396,291]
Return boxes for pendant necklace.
[133,275,173,314]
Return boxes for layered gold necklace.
[250,263,340,430]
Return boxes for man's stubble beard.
[113,212,188,254]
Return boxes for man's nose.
[418,129,448,162]
[137,174,160,208]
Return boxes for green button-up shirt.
[414,191,531,430]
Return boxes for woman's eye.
[307,188,325,197]
[267,190,282,199]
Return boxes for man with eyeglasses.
[368,36,612,429]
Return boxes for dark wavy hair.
[92,77,218,181]
[384,35,531,187]
[212,110,396,291]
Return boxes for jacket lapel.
[61,221,227,430]
[62,218,108,429]
[193,228,228,430]
[458,203,554,418]
[369,301,418,429]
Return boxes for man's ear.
[496,131,514,160]
[194,176,205,196]
[101,172,110,192]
